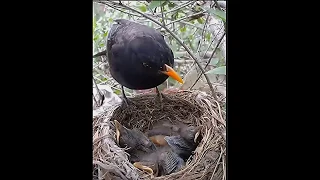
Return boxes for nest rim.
[93,90,226,180]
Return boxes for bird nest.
[93,90,226,180]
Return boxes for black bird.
[145,120,202,161]
[95,19,183,105]
[114,120,156,162]
[133,146,185,176]
[114,120,184,176]
[164,126,202,161]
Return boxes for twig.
[203,25,224,59]
[156,1,196,15]
[93,93,99,106]
[102,1,217,98]
[93,62,108,70]
[180,20,205,31]
[93,75,133,97]
[221,146,226,180]
[214,0,222,11]
[100,1,205,32]
[102,2,142,18]
[182,23,223,81]
[190,32,226,91]
[211,147,226,179]
[156,11,206,30]
[174,59,195,63]
[160,0,165,26]
[213,0,226,31]
[205,32,226,69]
[93,78,103,106]
[196,14,210,57]
[184,24,223,93]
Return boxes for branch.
[175,51,218,59]
[196,14,210,57]
[93,78,103,106]
[202,25,224,59]
[181,24,224,83]
[174,59,195,64]
[101,1,217,98]
[179,21,205,31]
[213,0,226,31]
[190,32,226,91]
[206,32,226,68]
[101,2,142,18]
[99,1,205,32]
[93,93,99,106]
[160,0,165,26]
[214,0,222,11]
[156,11,206,30]
[156,1,196,15]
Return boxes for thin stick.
[196,14,210,57]
[160,0,165,27]
[93,93,99,106]
[156,1,195,15]
[103,3,142,18]
[93,78,103,106]
[190,32,226,91]
[156,11,206,30]
[93,78,103,99]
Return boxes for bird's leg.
[156,86,167,100]
[118,0,122,5]
[121,85,130,106]
[121,86,136,106]
[155,87,166,110]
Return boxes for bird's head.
[142,62,184,84]
[180,125,203,143]
[128,34,184,84]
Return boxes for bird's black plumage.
[106,19,174,90]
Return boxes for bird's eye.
[143,62,153,69]
[143,62,149,67]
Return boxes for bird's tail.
[93,50,106,58]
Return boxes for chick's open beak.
[133,162,154,174]
[114,120,121,145]
[161,64,184,84]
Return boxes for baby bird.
[133,146,185,176]
[114,120,156,162]
[145,120,202,160]
[164,125,202,160]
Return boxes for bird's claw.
[156,92,166,110]
[121,97,137,107]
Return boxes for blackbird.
[145,121,202,160]
[114,120,156,159]
[101,19,183,105]
[145,120,185,137]
[114,120,184,176]
[164,126,202,160]
[133,146,185,176]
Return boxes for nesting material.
[93,90,226,180]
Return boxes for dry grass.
[93,90,226,180]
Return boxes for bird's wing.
[159,149,183,175]
[164,136,192,151]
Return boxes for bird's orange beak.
[161,64,184,84]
